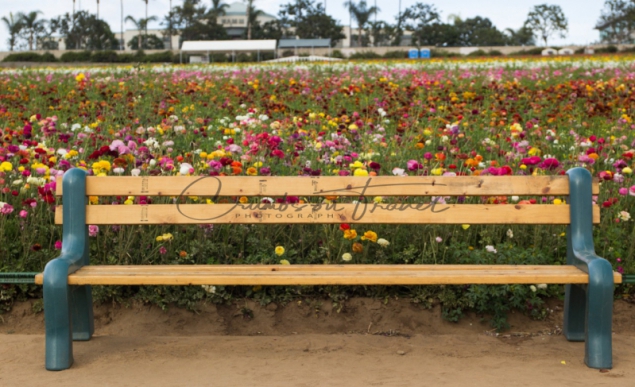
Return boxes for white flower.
[342,253,353,262]
[131,168,141,176]
[392,167,406,176]
[511,196,519,202]
[258,114,269,121]
[180,163,193,175]
[530,285,537,292]
[537,284,548,290]
[377,238,390,247]
[485,245,497,254]
[506,229,514,238]
[618,211,631,221]
[113,167,125,175]
[201,285,216,294]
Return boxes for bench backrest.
[54,174,600,226]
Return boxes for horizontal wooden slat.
[56,175,599,197]
[54,203,601,225]
[33,265,622,286]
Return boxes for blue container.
[408,49,419,59]
[420,49,431,59]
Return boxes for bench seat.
[35,265,622,286]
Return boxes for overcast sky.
[1,0,607,50]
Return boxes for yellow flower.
[431,168,444,176]
[342,253,353,261]
[89,196,99,205]
[124,196,134,205]
[161,233,173,241]
[275,246,285,256]
[354,169,369,177]
[343,229,358,240]
[528,148,541,156]
[0,162,13,172]
[156,236,164,242]
[246,167,258,176]
[280,259,290,265]
[461,224,470,230]
[553,199,565,205]
[350,161,364,169]
[622,167,632,175]
[239,196,249,204]
[360,231,378,242]
[91,160,111,175]
[75,73,85,82]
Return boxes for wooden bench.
[36,167,621,370]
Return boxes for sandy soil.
[1,298,634,387]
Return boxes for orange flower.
[239,196,249,204]
[246,167,258,176]
[179,251,188,258]
[360,231,378,242]
[343,229,358,240]
[352,242,363,253]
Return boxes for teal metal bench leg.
[71,285,94,341]
[43,258,74,371]
[564,284,586,341]
[584,259,614,369]
[566,167,615,369]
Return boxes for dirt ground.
[1,298,634,387]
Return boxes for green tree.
[505,26,536,46]
[524,4,568,46]
[278,0,345,46]
[171,0,227,42]
[596,0,635,44]
[401,3,440,47]
[53,11,119,50]
[1,12,23,51]
[455,16,507,46]
[209,0,230,17]
[17,11,44,51]
[412,22,460,47]
[126,15,158,50]
[344,0,379,47]
[127,34,165,50]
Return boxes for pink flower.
[0,203,13,215]
[159,246,167,255]
[630,186,635,196]
[538,158,560,170]
[521,156,541,165]
[19,210,28,218]
[407,160,422,171]
[89,225,99,237]
[619,188,628,196]
[54,240,62,250]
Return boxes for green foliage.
[524,4,568,46]
[2,52,58,62]
[60,51,92,62]
[383,50,408,59]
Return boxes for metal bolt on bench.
[35,167,621,370]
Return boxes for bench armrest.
[566,168,614,285]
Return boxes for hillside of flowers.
[1,57,634,326]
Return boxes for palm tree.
[17,11,44,51]
[344,0,379,47]
[125,15,158,49]
[210,0,229,18]
[1,13,23,51]
[244,0,257,40]
[246,6,264,40]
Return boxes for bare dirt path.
[1,298,634,387]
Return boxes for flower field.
[1,56,635,326]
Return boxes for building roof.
[181,40,277,52]
[278,39,332,48]
[224,2,276,19]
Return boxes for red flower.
[340,224,350,231]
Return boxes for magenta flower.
[54,240,62,250]
[407,160,422,171]
[521,156,541,165]
[159,246,167,255]
[538,158,560,170]
[19,210,28,218]
[0,203,14,215]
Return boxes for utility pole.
[97,0,100,19]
